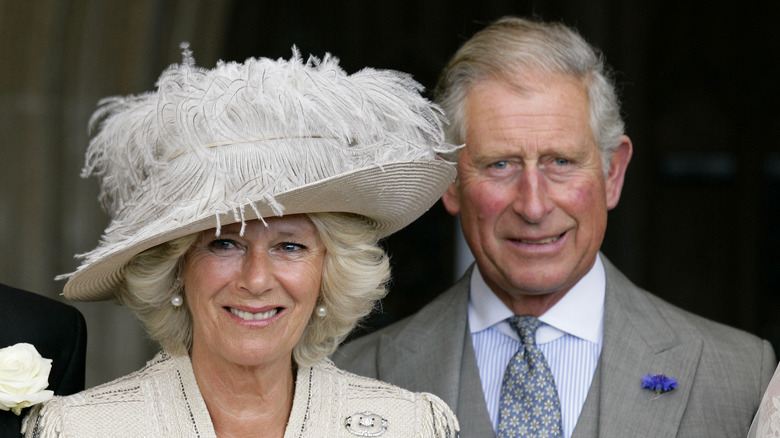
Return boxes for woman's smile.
[228,306,281,322]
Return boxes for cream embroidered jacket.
[22,351,459,437]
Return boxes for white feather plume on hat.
[60,44,458,301]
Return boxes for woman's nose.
[236,251,274,295]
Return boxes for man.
[334,16,775,438]
[0,283,87,436]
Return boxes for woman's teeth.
[230,308,279,321]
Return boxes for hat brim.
[63,160,455,301]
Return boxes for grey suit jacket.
[333,256,776,437]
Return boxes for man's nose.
[513,168,552,223]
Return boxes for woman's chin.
[195,339,294,370]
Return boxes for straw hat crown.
[61,44,458,301]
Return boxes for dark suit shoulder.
[0,283,87,395]
[0,284,86,350]
[0,284,87,436]
[0,283,83,325]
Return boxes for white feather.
[67,45,459,280]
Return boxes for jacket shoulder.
[22,353,180,438]
[334,270,471,368]
[625,279,769,352]
[604,256,768,351]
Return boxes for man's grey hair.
[434,16,625,175]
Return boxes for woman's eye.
[208,239,238,251]
[280,242,305,252]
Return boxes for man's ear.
[605,135,633,210]
[441,182,461,216]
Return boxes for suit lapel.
[457,323,497,436]
[374,267,495,437]
[573,257,702,438]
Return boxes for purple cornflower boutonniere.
[641,374,677,399]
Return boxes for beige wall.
[0,0,232,387]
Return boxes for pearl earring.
[316,305,327,318]
[171,295,183,307]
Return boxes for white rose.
[0,343,54,415]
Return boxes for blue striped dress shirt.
[469,255,605,438]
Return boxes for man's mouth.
[519,234,562,245]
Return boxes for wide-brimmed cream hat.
[59,44,458,301]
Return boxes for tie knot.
[508,315,540,346]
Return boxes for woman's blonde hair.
[117,212,389,366]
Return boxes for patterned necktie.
[497,315,563,438]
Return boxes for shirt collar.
[468,255,605,344]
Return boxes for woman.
[23,45,460,437]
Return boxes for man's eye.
[490,160,509,170]
[554,158,570,166]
